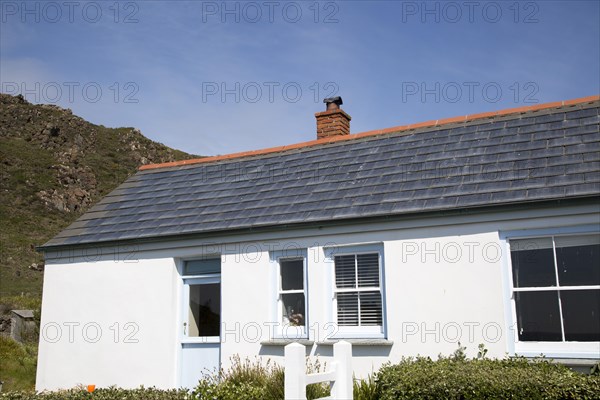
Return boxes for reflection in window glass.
[509,233,600,344]
[561,290,600,341]
[279,259,306,328]
[511,238,555,288]
[556,235,600,286]
[281,259,303,291]
[514,291,562,342]
[188,283,220,337]
[184,259,221,275]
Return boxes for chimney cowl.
[324,96,343,110]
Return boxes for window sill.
[514,355,599,365]
[513,342,600,359]
[260,339,314,346]
[316,339,394,346]
[515,357,599,373]
[181,337,220,344]
[541,358,600,366]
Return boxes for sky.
[1,0,599,156]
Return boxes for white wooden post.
[331,341,353,399]
[284,340,353,400]
[285,342,307,400]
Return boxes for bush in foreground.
[192,355,329,400]
[375,346,600,400]
[0,387,190,400]
[2,346,598,399]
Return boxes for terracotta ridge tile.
[139,95,600,171]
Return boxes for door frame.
[176,258,222,388]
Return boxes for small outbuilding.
[11,310,36,343]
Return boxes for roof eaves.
[38,196,600,252]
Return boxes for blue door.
[179,276,221,389]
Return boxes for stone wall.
[0,315,12,337]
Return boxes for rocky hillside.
[0,93,197,297]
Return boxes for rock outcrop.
[0,93,197,295]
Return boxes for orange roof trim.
[140,95,600,171]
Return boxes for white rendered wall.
[216,229,508,378]
[36,257,180,391]
[383,231,506,363]
[219,246,271,368]
[37,204,599,388]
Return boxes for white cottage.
[36,96,600,390]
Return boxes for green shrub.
[0,336,37,391]
[192,355,280,400]
[192,355,329,400]
[0,386,190,399]
[353,374,379,400]
[375,351,600,400]
[3,348,598,399]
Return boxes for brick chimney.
[315,96,351,139]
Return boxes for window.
[509,233,600,345]
[181,258,221,341]
[270,250,308,339]
[330,245,385,338]
[184,258,221,275]
[187,282,220,337]
[278,258,306,329]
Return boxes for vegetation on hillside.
[0,93,196,298]
[0,336,38,391]
[0,93,197,391]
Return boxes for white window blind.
[334,253,382,327]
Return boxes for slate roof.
[41,97,600,249]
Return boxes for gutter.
[37,196,600,253]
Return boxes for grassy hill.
[0,92,199,390]
[0,93,197,299]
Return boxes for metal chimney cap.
[323,96,343,106]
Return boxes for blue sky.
[1,0,599,156]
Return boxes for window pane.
[188,283,220,337]
[561,290,600,341]
[280,259,304,291]
[514,291,562,341]
[281,293,305,327]
[357,254,380,287]
[184,258,221,275]
[337,292,358,326]
[359,291,383,326]
[511,238,556,288]
[335,255,356,288]
[556,235,600,286]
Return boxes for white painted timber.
[285,341,353,400]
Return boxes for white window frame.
[501,225,600,359]
[325,243,386,339]
[178,256,222,345]
[269,249,308,339]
